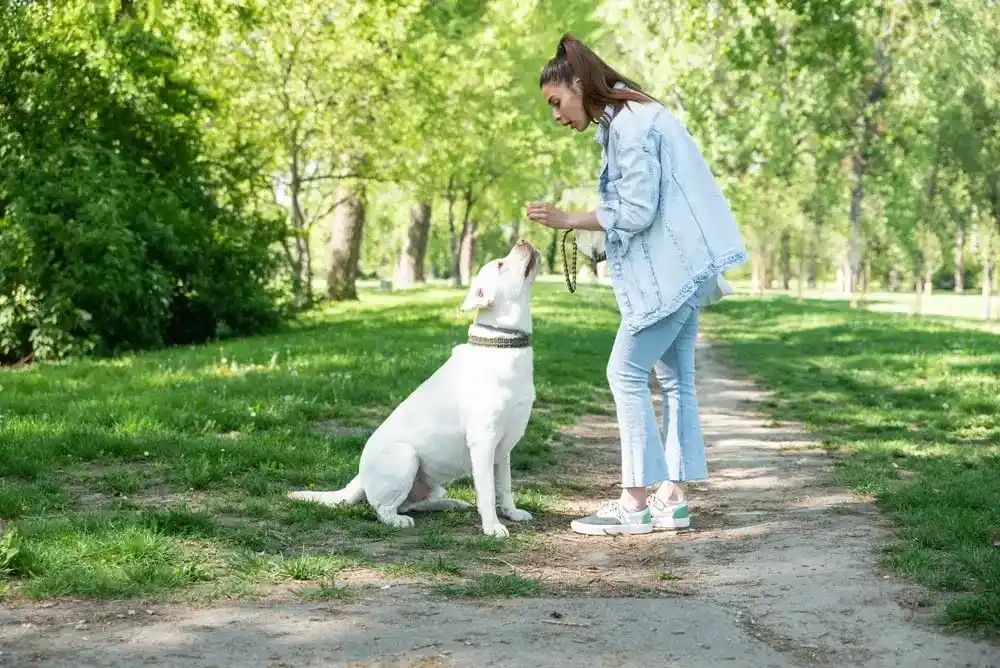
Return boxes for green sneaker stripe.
[672,506,690,519]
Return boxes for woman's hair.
[539,33,654,123]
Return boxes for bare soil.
[2,339,998,667]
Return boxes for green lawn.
[0,283,620,601]
[701,296,1000,635]
[4,283,999,634]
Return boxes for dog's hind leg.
[364,444,421,529]
[400,485,473,513]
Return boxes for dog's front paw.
[382,514,415,529]
[482,522,510,538]
[501,507,533,522]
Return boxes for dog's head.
[460,240,541,330]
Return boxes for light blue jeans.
[606,301,708,487]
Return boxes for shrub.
[0,3,286,362]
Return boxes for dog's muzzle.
[517,241,539,279]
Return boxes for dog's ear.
[460,273,497,312]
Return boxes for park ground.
[1,283,999,666]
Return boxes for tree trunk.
[836,254,852,294]
[459,221,478,285]
[294,231,311,305]
[861,256,872,302]
[546,228,559,274]
[885,268,896,292]
[780,229,792,290]
[987,181,1000,319]
[846,151,865,298]
[445,178,457,283]
[117,0,135,20]
[806,250,818,289]
[982,258,993,320]
[797,230,807,301]
[287,143,317,308]
[920,164,939,301]
[451,225,465,287]
[326,185,366,302]
[450,185,475,286]
[302,234,313,302]
[750,248,767,295]
[984,211,997,320]
[394,201,431,288]
[846,29,891,304]
[807,163,825,290]
[954,227,966,293]
[508,217,521,249]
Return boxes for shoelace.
[596,501,622,516]
[596,501,644,521]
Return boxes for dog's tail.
[332,475,365,504]
[287,475,365,506]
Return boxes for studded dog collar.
[467,325,532,349]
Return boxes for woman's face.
[541,81,590,132]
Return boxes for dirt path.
[2,340,998,667]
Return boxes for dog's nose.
[516,238,526,246]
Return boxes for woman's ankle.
[653,481,685,504]
[619,487,649,511]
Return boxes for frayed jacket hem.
[622,249,748,335]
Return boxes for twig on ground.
[480,557,520,572]
[540,619,592,628]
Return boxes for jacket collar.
[594,81,631,147]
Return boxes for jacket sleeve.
[596,134,663,249]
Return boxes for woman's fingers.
[526,202,552,223]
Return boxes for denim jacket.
[595,89,747,334]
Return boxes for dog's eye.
[497,261,504,270]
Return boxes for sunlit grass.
[0,282,619,600]
[702,294,1000,635]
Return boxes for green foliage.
[0,2,284,361]
[3,0,1000,359]
[598,0,999,298]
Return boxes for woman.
[526,33,746,536]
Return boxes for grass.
[701,295,1000,635]
[438,572,543,598]
[294,581,355,602]
[7,274,997,627]
[0,282,620,601]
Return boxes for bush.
[0,4,286,362]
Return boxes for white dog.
[287,240,542,537]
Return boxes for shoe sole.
[570,521,654,536]
[651,516,691,530]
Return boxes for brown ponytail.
[539,33,655,123]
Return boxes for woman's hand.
[525,202,570,229]
[526,204,604,232]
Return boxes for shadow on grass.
[0,283,625,600]
[702,295,1000,634]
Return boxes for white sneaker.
[570,501,653,536]
[648,494,691,530]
